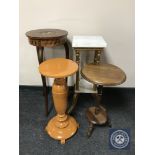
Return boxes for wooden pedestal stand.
[39,58,79,144]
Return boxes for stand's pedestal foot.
[61,139,65,144]
[39,59,79,144]
[45,115,78,144]
[77,123,80,128]
[87,122,94,138]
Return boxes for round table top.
[81,63,126,86]
[39,58,78,78]
[26,29,68,40]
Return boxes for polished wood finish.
[82,64,126,137]
[26,29,67,39]
[26,29,70,116]
[39,58,78,78]
[26,29,68,47]
[39,58,78,144]
[81,63,126,86]
[86,106,107,124]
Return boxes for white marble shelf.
[72,35,107,48]
[75,79,97,94]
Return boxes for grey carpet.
[19,87,135,155]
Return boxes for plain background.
[19,0,134,87]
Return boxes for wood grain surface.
[81,63,126,86]
[26,29,68,47]
[26,29,68,39]
[39,58,78,78]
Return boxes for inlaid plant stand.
[26,29,69,116]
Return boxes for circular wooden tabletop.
[81,63,126,86]
[39,58,78,78]
[26,29,68,40]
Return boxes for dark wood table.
[81,63,126,137]
[26,29,69,116]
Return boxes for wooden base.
[45,78,78,144]
[39,59,79,144]
[46,115,78,144]
[86,106,108,125]
[86,106,109,137]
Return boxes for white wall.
[19,0,134,87]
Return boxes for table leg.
[67,49,80,114]
[95,85,108,125]
[94,50,101,64]
[64,42,69,59]
[67,93,79,114]
[45,78,78,144]
[36,46,48,116]
[87,122,94,138]
[93,50,102,90]
[64,42,69,84]
[96,86,112,128]
[75,50,80,90]
[96,85,103,107]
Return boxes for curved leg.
[87,122,94,138]
[64,42,69,84]
[36,46,48,116]
[64,42,69,59]
[61,139,66,144]
[67,93,79,114]
[107,117,112,128]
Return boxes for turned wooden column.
[39,58,79,144]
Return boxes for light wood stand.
[46,78,78,144]
[39,58,79,144]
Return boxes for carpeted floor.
[19,87,135,155]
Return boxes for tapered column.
[52,78,68,128]
[46,78,78,144]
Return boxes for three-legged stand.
[86,86,112,137]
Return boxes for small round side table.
[81,63,126,137]
[26,29,69,116]
[39,58,79,144]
